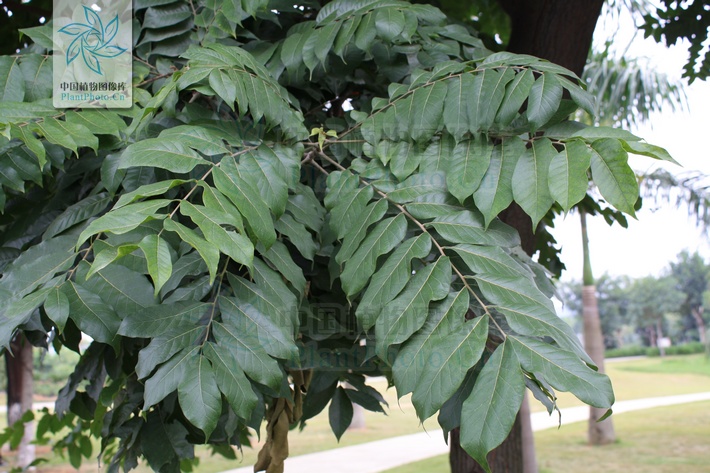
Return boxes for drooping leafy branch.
[0,1,675,472]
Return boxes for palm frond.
[641,169,710,231]
[582,48,687,128]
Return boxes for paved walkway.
[220,391,710,473]
[0,401,54,414]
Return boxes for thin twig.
[132,55,159,72]
[302,152,329,176]
[138,71,175,87]
[167,169,213,220]
[231,145,260,158]
[303,139,366,146]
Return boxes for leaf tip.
[597,408,613,422]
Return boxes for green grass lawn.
[535,400,710,473]
[615,353,710,376]
[529,353,710,412]
[6,354,710,472]
[382,401,710,473]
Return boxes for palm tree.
[578,207,617,444]
[641,170,710,345]
[583,45,686,128]
[641,170,710,230]
[575,45,686,445]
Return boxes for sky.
[549,8,710,283]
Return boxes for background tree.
[0,0,51,54]
[628,275,686,354]
[570,15,687,447]
[670,251,710,344]
[642,169,710,239]
[641,0,710,83]
[581,48,686,128]
[0,1,675,472]
[561,275,633,350]
[562,262,710,353]
[579,207,616,444]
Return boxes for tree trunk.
[450,2,606,471]
[499,0,606,77]
[648,325,657,348]
[343,382,366,430]
[580,210,615,445]
[656,319,666,357]
[580,282,615,445]
[348,403,366,429]
[5,334,35,469]
[450,413,523,473]
[518,395,537,473]
[691,307,707,344]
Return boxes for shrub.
[605,346,648,358]
[646,342,707,357]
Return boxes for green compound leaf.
[393,290,488,421]
[548,139,592,212]
[178,352,222,438]
[340,214,408,297]
[460,340,525,473]
[589,138,639,216]
[375,256,451,359]
[138,234,173,296]
[508,334,614,408]
[512,137,557,228]
[356,233,432,330]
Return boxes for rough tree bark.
[690,308,707,345]
[580,210,616,445]
[450,415,523,473]
[500,0,605,74]
[5,334,35,469]
[449,2,606,471]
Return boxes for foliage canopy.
[0,1,674,471]
[642,0,710,83]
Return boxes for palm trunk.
[344,383,366,430]
[518,395,537,472]
[5,334,35,468]
[580,209,616,445]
